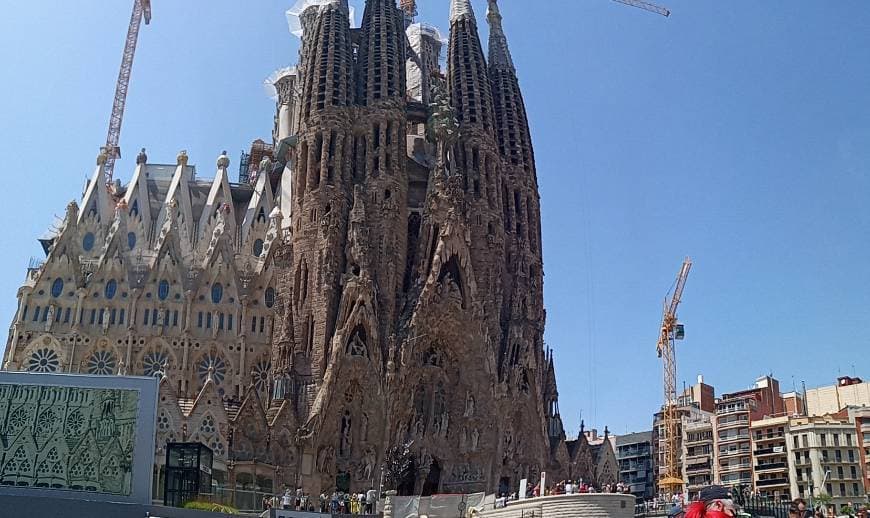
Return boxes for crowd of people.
[261,487,379,515]
[661,485,870,518]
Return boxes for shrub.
[181,500,240,514]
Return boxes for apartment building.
[846,406,870,496]
[683,413,716,500]
[788,415,864,511]
[806,376,870,416]
[715,376,784,489]
[751,415,790,498]
[616,431,655,499]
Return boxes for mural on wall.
[0,383,140,496]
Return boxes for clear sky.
[1,1,869,436]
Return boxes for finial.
[217,150,230,169]
[487,0,501,21]
[580,419,585,433]
[177,150,189,166]
[97,147,110,166]
[136,148,148,165]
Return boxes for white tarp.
[286,0,355,38]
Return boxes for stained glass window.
[87,350,116,375]
[105,279,117,300]
[211,283,223,304]
[51,278,64,298]
[265,287,275,308]
[27,348,59,373]
[82,232,95,251]
[158,280,170,301]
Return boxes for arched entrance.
[421,459,441,497]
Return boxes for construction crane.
[102,0,152,196]
[656,257,692,493]
[612,0,671,17]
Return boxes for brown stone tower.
[266,0,563,496]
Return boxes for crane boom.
[103,0,151,192]
[612,0,670,17]
[657,257,691,492]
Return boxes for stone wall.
[473,494,636,518]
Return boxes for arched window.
[82,232,95,252]
[264,287,275,308]
[158,280,170,301]
[104,279,117,300]
[50,278,64,298]
[127,232,137,250]
[129,199,139,218]
[211,283,223,304]
[253,239,264,257]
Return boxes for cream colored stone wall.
[473,494,635,518]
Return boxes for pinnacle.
[450,0,476,24]
[487,0,515,72]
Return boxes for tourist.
[366,486,377,514]
[330,491,339,514]
[281,488,293,510]
[296,487,304,510]
[684,485,737,518]
[792,498,812,518]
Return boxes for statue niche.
[339,410,352,458]
[346,325,368,358]
[435,255,465,309]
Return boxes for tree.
[383,441,415,496]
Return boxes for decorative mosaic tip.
[450,0,475,24]
[177,150,189,166]
[97,147,110,166]
[136,147,148,165]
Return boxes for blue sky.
[1,1,869,436]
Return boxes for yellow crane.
[612,0,670,17]
[657,257,692,492]
[102,0,152,196]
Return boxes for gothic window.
[105,279,117,300]
[142,350,168,377]
[127,231,137,250]
[257,207,267,224]
[197,352,227,385]
[253,360,270,391]
[27,347,59,373]
[264,287,275,308]
[51,278,64,298]
[87,350,116,375]
[253,239,264,257]
[158,280,170,301]
[211,283,223,304]
[82,232,95,252]
[129,199,139,218]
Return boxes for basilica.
[1,0,616,498]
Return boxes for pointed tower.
[291,0,356,382]
[352,0,410,353]
[444,0,504,335]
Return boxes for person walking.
[684,485,737,518]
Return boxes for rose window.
[87,350,116,375]
[200,415,216,435]
[142,351,169,378]
[197,353,227,385]
[27,348,60,373]
[66,410,85,437]
[253,360,270,391]
[157,409,172,432]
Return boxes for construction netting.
[286,0,356,38]
[264,66,298,101]
[406,23,448,102]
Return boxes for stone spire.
[488,0,533,174]
[357,0,407,105]
[298,0,354,123]
[447,0,495,131]
[487,0,515,73]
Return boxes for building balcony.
[719,448,751,458]
[753,434,786,443]
[718,420,750,431]
[754,446,787,456]
[686,463,712,474]
[755,462,788,472]
[719,463,752,474]
[718,435,751,445]
[716,405,749,415]
[756,478,790,488]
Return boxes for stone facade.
[2,0,594,497]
